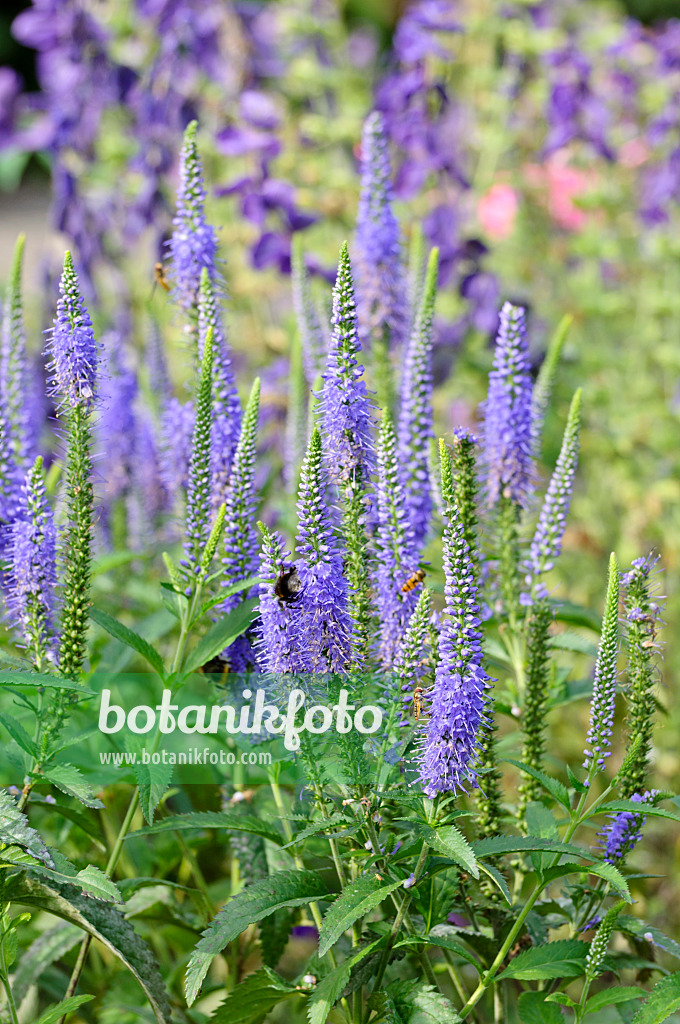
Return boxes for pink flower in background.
[525,152,595,231]
[619,137,650,169]
[477,183,518,239]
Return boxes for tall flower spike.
[393,588,432,722]
[48,253,98,681]
[619,554,663,799]
[398,247,438,551]
[181,328,214,590]
[291,235,326,385]
[0,393,20,549]
[483,302,534,509]
[450,429,480,572]
[256,523,303,674]
[417,498,490,797]
[5,457,58,671]
[160,397,196,506]
[98,347,138,512]
[220,378,261,614]
[46,251,98,414]
[295,428,356,673]
[320,242,375,487]
[583,553,620,777]
[169,120,219,315]
[523,388,582,603]
[375,414,419,667]
[355,110,408,352]
[600,790,658,865]
[1,234,31,466]
[197,269,241,509]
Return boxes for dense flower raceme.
[320,243,375,488]
[4,457,57,668]
[46,252,98,414]
[583,553,620,776]
[601,790,658,865]
[97,345,139,509]
[354,111,409,351]
[417,500,490,798]
[181,329,214,587]
[1,235,32,469]
[523,388,582,602]
[294,428,356,673]
[256,524,301,674]
[483,302,534,509]
[169,121,220,315]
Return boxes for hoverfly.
[152,261,171,294]
[401,568,426,593]
[274,566,302,606]
[412,687,426,721]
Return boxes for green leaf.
[477,862,512,905]
[590,801,680,824]
[182,598,258,677]
[74,864,123,904]
[10,923,81,1004]
[518,991,565,1024]
[29,796,106,851]
[209,966,298,1023]
[128,811,284,846]
[0,712,38,757]
[186,870,330,1005]
[567,764,588,793]
[308,938,385,1024]
[547,632,597,656]
[89,607,165,677]
[496,940,589,981]
[282,813,347,849]
[6,873,172,1023]
[585,986,646,1016]
[474,835,593,861]
[133,760,173,825]
[504,760,571,810]
[39,764,104,808]
[0,788,52,865]
[319,874,403,957]
[618,917,680,961]
[542,861,632,903]
[199,575,261,616]
[0,671,93,694]
[632,972,680,1024]
[385,981,462,1023]
[34,994,95,1024]
[414,822,478,878]
[396,928,481,972]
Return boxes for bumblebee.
[401,568,426,593]
[274,567,302,605]
[200,655,229,679]
[413,687,425,721]
[153,261,171,293]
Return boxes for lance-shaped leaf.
[128,811,284,846]
[89,607,165,678]
[209,966,299,1023]
[308,937,386,1024]
[182,597,258,676]
[186,870,331,1004]
[631,972,680,1024]
[496,939,589,981]
[0,789,52,865]
[319,875,403,957]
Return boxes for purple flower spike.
[5,457,58,668]
[46,252,98,413]
[160,397,196,504]
[320,242,375,489]
[483,302,533,508]
[601,790,658,865]
[295,428,356,672]
[375,414,419,667]
[256,524,301,673]
[169,121,219,314]
[98,347,138,506]
[355,111,408,350]
[417,501,490,797]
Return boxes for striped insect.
[412,687,426,721]
[401,568,426,593]
[153,261,171,294]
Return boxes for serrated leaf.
[89,607,165,677]
[128,811,284,846]
[547,632,597,656]
[39,764,104,808]
[585,986,646,1015]
[414,822,478,877]
[0,671,93,693]
[518,991,565,1024]
[308,938,385,1024]
[567,764,588,793]
[34,994,94,1024]
[387,981,462,1023]
[133,760,173,825]
[10,922,81,1004]
[186,870,330,1005]
[199,575,260,616]
[474,835,593,860]
[497,940,589,981]
[618,917,680,961]
[319,875,403,957]
[209,966,298,1023]
[396,929,481,973]
[504,760,571,809]
[75,864,123,904]
[282,813,346,849]
[590,801,680,824]
[0,788,52,864]
[477,862,512,905]
[542,861,631,902]
[0,712,37,757]
[182,598,258,677]
[632,972,680,1024]
[6,873,172,1023]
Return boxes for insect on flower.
[401,568,426,593]
[413,686,426,721]
[153,262,171,294]
[274,567,302,606]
